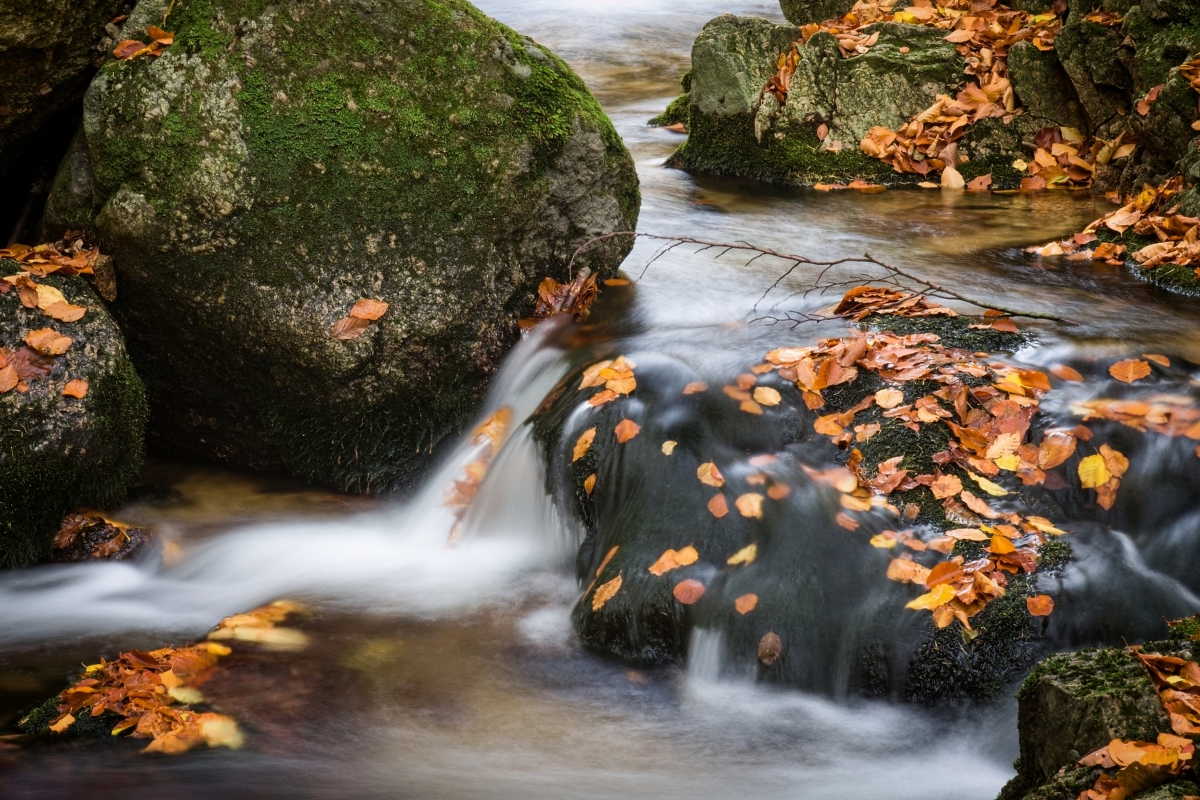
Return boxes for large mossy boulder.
[0,271,146,569]
[779,0,858,25]
[0,0,127,184]
[1007,42,1090,132]
[43,0,640,492]
[669,16,965,186]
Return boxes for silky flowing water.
[3,1,1200,797]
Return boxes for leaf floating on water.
[753,386,782,406]
[835,512,859,531]
[592,574,623,610]
[682,381,708,395]
[661,440,677,455]
[580,360,614,389]
[672,579,705,605]
[648,546,699,576]
[572,427,596,462]
[735,594,759,614]
[767,483,791,500]
[1078,453,1112,489]
[1026,594,1054,616]
[736,493,764,519]
[1109,359,1152,383]
[740,399,764,415]
[62,379,88,398]
[1143,353,1170,368]
[727,543,757,566]
[708,493,729,518]
[757,632,782,665]
[1050,364,1084,382]
[697,462,724,488]
[906,584,956,610]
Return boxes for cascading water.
[4,0,1200,797]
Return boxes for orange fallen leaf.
[63,379,88,398]
[1109,359,1152,383]
[683,381,708,395]
[727,543,757,565]
[835,512,859,531]
[930,473,963,499]
[708,493,729,518]
[1027,594,1054,616]
[592,574,623,610]
[753,386,782,406]
[735,594,759,614]
[875,388,904,409]
[583,474,596,494]
[350,298,389,320]
[0,366,17,393]
[43,301,86,322]
[614,420,640,443]
[649,545,699,576]
[736,493,764,519]
[697,462,724,488]
[572,427,596,462]
[991,318,1019,334]
[673,579,705,605]
[767,483,791,500]
[661,440,677,455]
[587,389,617,407]
[331,316,371,340]
[1050,364,1084,382]
[740,399,764,415]
[24,328,72,355]
[1143,354,1170,368]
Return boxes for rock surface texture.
[0,271,146,569]
[43,0,640,492]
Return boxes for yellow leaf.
[167,686,205,704]
[753,386,782,406]
[736,493,764,519]
[592,574,622,610]
[1025,516,1066,535]
[1078,453,1111,489]
[968,471,1010,497]
[199,714,244,750]
[869,534,898,548]
[727,543,757,565]
[49,713,76,733]
[35,283,66,310]
[661,440,677,455]
[572,427,596,462]
[697,462,724,487]
[906,584,956,610]
[993,453,1019,471]
[583,474,596,494]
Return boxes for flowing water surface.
[4,1,1200,797]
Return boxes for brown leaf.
[331,315,371,340]
[735,594,759,614]
[0,365,16,393]
[113,39,147,59]
[967,174,993,191]
[614,419,640,443]
[835,512,859,530]
[1110,359,1152,383]
[758,632,782,665]
[43,301,87,322]
[350,298,389,320]
[1050,364,1084,382]
[753,386,782,406]
[682,381,708,395]
[1143,353,1170,368]
[930,473,964,499]
[672,579,705,605]
[708,493,729,518]
[875,387,904,409]
[63,379,88,398]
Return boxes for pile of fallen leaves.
[36,601,305,754]
[767,0,1063,177]
[113,24,174,61]
[1029,177,1200,277]
[1,235,99,396]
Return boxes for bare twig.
[573,232,1077,325]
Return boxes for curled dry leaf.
[572,427,596,462]
[62,379,88,398]
[736,493,765,519]
[1143,354,1170,368]
[592,574,623,611]
[614,419,641,443]
[735,594,759,614]
[672,579,705,605]
[1026,594,1054,616]
[1109,359,1152,383]
[758,632,782,665]
[697,462,725,488]
[349,298,388,321]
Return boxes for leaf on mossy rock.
[592,574,622,611]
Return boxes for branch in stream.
[566,232,1077,326]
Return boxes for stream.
[4,0,1200,797]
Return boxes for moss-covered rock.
[779,0,859,25]
[0,0,127,186]
[671,16,965,187]
[1054,18,1134,135]
[1007,42,1090,133]
[0,269,147,569]
[43,0,640,492]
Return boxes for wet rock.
[1054,18,1134,135]
[43,0,639,493]
[48,510,153,563]
[0,271,147,569]
[671,16,963,186]
[0,0,127,185]
[1007,42,1090,132]
[648,72,691,128]
[779,0,859,25]
[1001,647,1171,798]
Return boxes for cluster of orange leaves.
[41,601,304,754]
[445,406,512,542]
[755,287,1135,629]
[113,25,174,61]
[54,510,138,560]
[519,270,630,332]
[330,298,388,340]
[1031,177,1200,278]
[1073,391,1200,460]
[1,235,98,396]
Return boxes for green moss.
[1019,647,1152,703]
[866,313,1029,352]
[1168,614,1200,642]
[649,93,690,128]
[670,110,902,187]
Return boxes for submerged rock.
[42,0,639,492]
[0,270,146,569]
